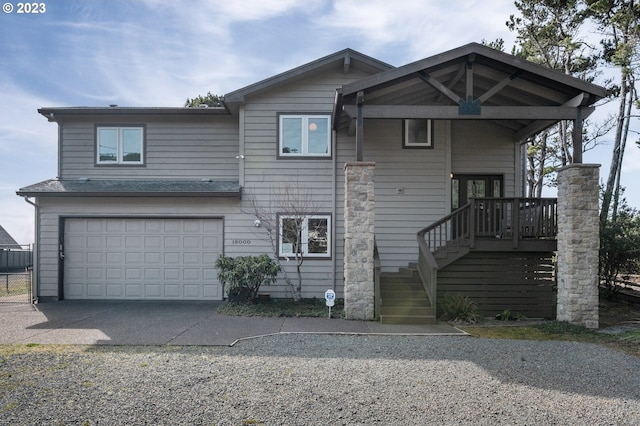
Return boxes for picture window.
[97,126,144,164]
[278,214,331,258]
[279,114,331,157]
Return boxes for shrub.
[215,254,280,303]
[439,292,481,324]
[600,205,640,296]
[495,309,525,321]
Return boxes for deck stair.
[378,264,436,324]
[432,239,470,269]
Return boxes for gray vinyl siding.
[41,72,521,300]
[239,69,373,298]
[451,121,517,196]
[38,68,377,301]
[336,119,518,274]
[34,197,273,299]
[360,119,449,272]
[59,116,239,180]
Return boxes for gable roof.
[335,43,608,141]
[223,48,393,114]
[0,225,21,248]
[340,42,607,100]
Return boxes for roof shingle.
[17,179,241,198]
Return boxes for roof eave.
[16,190,241,199]
[38,106,231,122]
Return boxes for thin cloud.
[321,0,516,61]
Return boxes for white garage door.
[64,218,223,300]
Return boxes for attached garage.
[63,217,224,300]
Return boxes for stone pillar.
[343,162,376,320]
[556,164,600,328]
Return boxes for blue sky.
[1,0,638,244]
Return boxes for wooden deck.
[376,198,558,323]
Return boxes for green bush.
[600,198,640,296]
[215,254,280,303]
[495,309,525,321]
[439,292,481,324]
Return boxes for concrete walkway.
[0,301,466,346]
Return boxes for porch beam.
[477,70,522,103]
[434,64,465,102]
[343,104,594,120]
[514,93,594,141]
[514,120,557,141]
[417,71,463,105]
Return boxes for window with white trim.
[97,126,144,164]
[278,214,331,258]
[279,114,331,157]
[403,119,433,148]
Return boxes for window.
[97,126,144,164]
[403,119,433,148]
[278,214,331,258]
[279,114,331,157]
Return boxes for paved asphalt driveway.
[0,300,465,346]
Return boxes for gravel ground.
[1,334,639,425]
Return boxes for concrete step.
[380,290,428,300]
[378,264,435,325]
[379,314,437,325]
[380,273,421,282]
[398,266,419,277]
[380,282,424,291]
[379,305,434,316]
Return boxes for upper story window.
[279,114,331,158]
[403,119,433,148]
[97,126,144,165]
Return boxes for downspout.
[22,196,39,303]
[331,129,337,292]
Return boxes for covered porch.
[335,43,607,327]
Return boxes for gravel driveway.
[2,334,639,425]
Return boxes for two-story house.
[18,43,607,325]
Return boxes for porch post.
[572,106,583,163]
[343,161,376,320]
[355,91,364,161]
[556,164,600,328]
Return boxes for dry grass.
[459,298,640,357]
[0,273,30,299]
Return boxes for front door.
[452,174,503,210]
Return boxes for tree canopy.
[184,91,223,108]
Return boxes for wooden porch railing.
[419,198,558,254]
[469,198,558,247]
[416,233,438,316]
[416,198,558,312]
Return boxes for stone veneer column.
[343,162,376,320]
[556,164,600,329]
